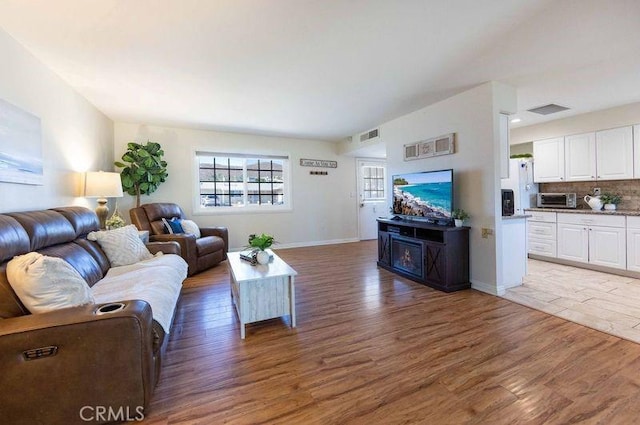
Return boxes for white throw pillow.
[88,224,153,267]
[6,252,95,314]
[181,219,201,238]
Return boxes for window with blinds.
[196,152,290,211]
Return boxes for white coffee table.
[228,249,297,339]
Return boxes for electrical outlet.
[481,228,493,238]
[593,187,601,196]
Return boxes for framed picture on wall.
[0,98,43,185]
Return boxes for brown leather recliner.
[130,203,228,276]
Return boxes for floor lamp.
[84,171,124,230]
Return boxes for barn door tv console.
[377,218,470,292]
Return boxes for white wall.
[0,29,113,213]
[379,82,516,294]
[511,101,640,144]
[114,123,358,250]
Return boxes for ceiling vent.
[360,128,379,143]
[527,104,570,115]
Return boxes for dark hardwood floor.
[141,241,640,424]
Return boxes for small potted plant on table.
[452,209,470,227]
[248,233,275,264]
[600,193,622,211]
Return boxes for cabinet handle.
[560,177,564,180]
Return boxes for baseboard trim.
[230,238,360,252]
[471,280,501,296]
[528,254,640,279]
[276,238,360,249]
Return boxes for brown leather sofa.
[130,203,228,276]
[0,206,181,425]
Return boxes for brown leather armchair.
[130,203,228,276]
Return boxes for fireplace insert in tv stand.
[377,218,470,292]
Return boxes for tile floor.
[503,259,640,344]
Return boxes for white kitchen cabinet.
[596,126,633,180]
[634,125,640,179]
[556,213,626,270]
[626,216,640,272]
[565,132,596,182]
[527,211,557,257]
[589,226,626,269]
[533,137,565,183]
[627,228,640,272]
[500,113,509,179]
[557,223,589,263]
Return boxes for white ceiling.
[1,0,639,141]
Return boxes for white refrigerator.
[501,159,538,215]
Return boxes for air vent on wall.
[360,128,379,142]
[527,104,570,115]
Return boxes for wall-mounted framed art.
[0,98,43,185]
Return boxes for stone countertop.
[502,214,531,220]
[525,207,640,216]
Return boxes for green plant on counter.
[452,208,470,221]
[248,233,275,251]
[510,153,533,159]
[600,193,622,205]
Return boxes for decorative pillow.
[161,218,173,234]
[88,224,153,267]
[168,217,184,234]
[6,252,94,314]
[181,219,201,238]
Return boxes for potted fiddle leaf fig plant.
[600,193,622,211]
[114,141,168,207]
[452,208,470,227]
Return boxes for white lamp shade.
[84,171,124,198]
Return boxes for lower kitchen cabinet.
[557,223,589,263]
[626,216,640,272]
[556,213,626,270]
[589,226,626,269]
[528,211,557,257]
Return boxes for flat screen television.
[392,169,453,223]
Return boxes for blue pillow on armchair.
[162,217,184,234]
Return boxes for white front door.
[356,159,386,240]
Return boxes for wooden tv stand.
[377,218,470,292]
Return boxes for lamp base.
[95,198,109,230]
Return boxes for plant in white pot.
[452,208,470,227]
[600,193,622,211]
[248,233,275,264]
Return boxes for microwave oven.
[537,193,577,209]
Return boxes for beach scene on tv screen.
[393,170,452,219]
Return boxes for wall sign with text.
[299,158,338,168]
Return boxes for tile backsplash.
[541,180,640,210]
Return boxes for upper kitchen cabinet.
[634,125,640,178]
[565,132,596,181]
[596,126,633,180]
[533,137,565,182]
